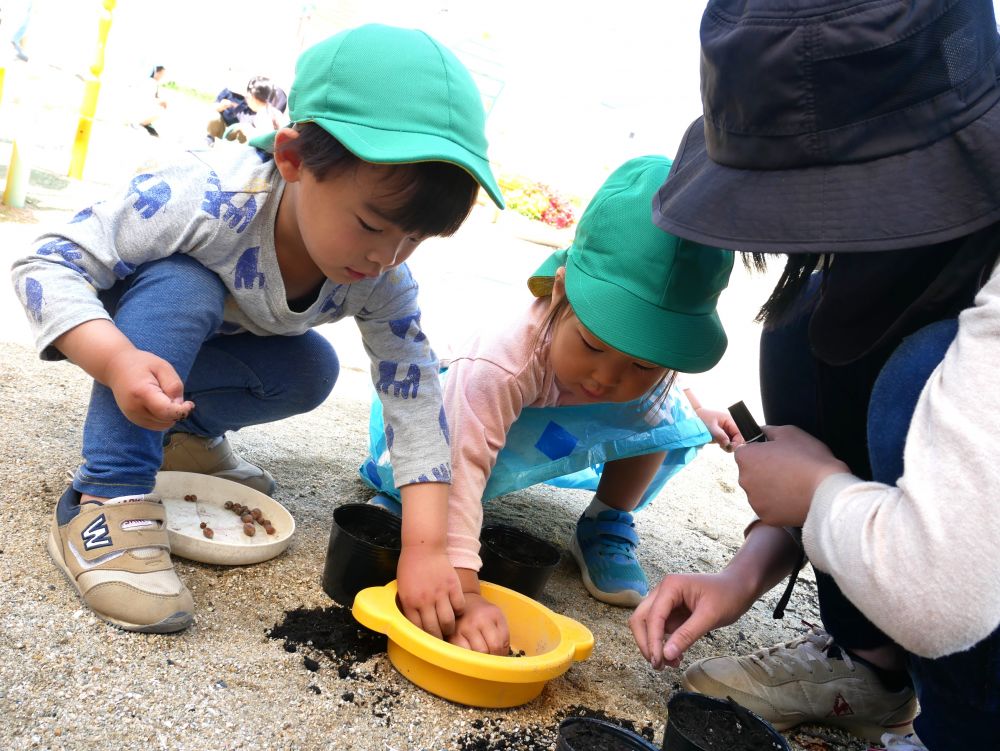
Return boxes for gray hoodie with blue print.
[10,146,450,488]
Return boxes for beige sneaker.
[48,487,193,633]
[682,627,918,742]
[161,432,275,495]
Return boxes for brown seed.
[261,518,271,527]
[264,525,276,535]
[199,522,207,529]
[224,501,233,510]
[251,508,263,521]
[241,513,253,524]
[243,523,256,537]
[202,527,214,539]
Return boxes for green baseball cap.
[527,156,734,373]
[249,24,504,208]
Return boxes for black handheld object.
[728,401,766,443]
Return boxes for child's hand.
[695,407,743,452]
[397,546,465,640]
[448,593,510,655]
[105,348,194,431]
[629,570,754,670]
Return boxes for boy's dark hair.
[279,122,479,238]
[150,66,165,77]
[246,76,275,104]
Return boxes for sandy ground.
[0,62,872,751]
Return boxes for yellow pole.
[68,0,117,180]
[3,140,30,208]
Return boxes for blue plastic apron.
[359,375,710,511]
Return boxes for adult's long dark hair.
[746,222,1000,367]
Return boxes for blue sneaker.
[368,492,402,516]
[570,510,649,606]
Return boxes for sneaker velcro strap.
[70,501,170,563]
[593,520,640,546]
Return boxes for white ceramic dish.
[153,471,295,565]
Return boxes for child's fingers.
[435,597,457,638]
[149,358,186,402]
[490,614,511,656]
[448,632,472,651]
[399,601,429,636]
[463,628,490,655]
[141,389,193,424]
[449,585,466,618]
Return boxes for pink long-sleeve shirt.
[443,299,567,571]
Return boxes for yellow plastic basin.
[352,580,594,708]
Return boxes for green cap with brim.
[527,156,734,373]
[249,24,504,209]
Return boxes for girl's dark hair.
[150,66,165,77]
[530,291,677,414]
[278,123,478,237]
[743,253,827,327]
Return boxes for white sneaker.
[161,432,275,495]
[682,627,918,742]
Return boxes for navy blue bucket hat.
[653,0,1000,254]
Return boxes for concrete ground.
[0,58,870,751]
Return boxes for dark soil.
[452,706,656,751]
[337,506,402,549]
[480,525,560,567]
[560,707,656,743]
[669,696,785,751]
[267,604,387,672]
[559,720,654,750]
[268,609,659,751]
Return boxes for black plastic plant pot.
[321,503,402,607]
[556,717,659,751]
[662,692,791,751]
[478,524,561,600]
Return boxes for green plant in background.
[498,174,579,229]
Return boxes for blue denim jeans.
[760,287,1000,748]
[73,255,339,497]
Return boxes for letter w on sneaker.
[48,487,193,633]
[682,627,918,742]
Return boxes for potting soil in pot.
[670,700,786,751]
[559,720,653,751]
[344,514,401,548]
[481,526,554,566]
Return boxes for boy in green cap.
[10,24,503,634]
[363,156,742,653]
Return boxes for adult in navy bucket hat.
[630,2,1000,748]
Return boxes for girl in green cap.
[363,155,742,653]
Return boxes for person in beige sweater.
[629,1,1000,748]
